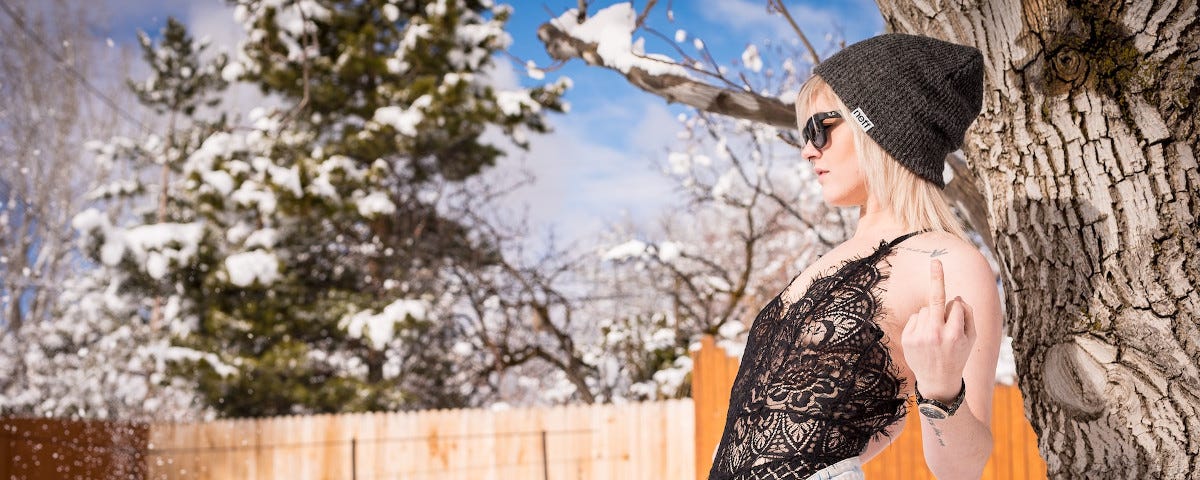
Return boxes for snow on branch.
[341,299,430,351]
[537,3,797,130]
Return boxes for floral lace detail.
[708,230,926,480]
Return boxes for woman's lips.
[815,168,829,177]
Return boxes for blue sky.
[100,0,884,247]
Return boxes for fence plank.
[690,335,737,480]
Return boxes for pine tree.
[74,0,567,417]
[0,12,225,420]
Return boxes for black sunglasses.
[778,111,843,150]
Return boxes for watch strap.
[915,378,966,417]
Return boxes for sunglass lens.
[805,119,826,149]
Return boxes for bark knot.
[1042,335,1114,418]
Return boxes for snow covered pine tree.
[74,0,568,417]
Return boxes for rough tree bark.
[879,1,1200,477]
[541,0,1199,477]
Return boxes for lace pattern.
[708,231,926,480]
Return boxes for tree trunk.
[877,0,1200,477]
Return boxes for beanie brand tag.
[850,107,875,132]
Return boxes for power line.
[0,0,150,132]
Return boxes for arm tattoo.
[926,418,947,447]
[899,246,949,258]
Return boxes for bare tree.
[539,1,1199,477]
[446,39,862,405]
[0,0,135,331]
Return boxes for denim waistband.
[803,456,864,480]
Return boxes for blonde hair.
[795,75,968,241]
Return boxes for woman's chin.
[819,186,866,207]
[821,191,853,207]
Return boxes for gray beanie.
[813,33,984,188]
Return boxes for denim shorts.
[803,456,865,480]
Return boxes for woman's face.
[797,96,868,207]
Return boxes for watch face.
[919,404,947,420]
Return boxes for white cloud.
[184,1,282,121]
[187,1,243,49]
[471,57,682,249]
[627,100,681,157]
[482,55,522,89]
[481,100,679,249]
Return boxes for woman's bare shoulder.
[887,231,995,303]
[894,230,979,260]
[893,231,990,272]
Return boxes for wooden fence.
[690,335,1048,479]
[146,399,694,480]
[0,417,147,479]
[1,336,1048,479]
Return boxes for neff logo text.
[851,107,874,132]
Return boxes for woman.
[708,34,1004,480]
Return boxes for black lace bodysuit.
[708,230,928,480]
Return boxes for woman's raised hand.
[901,258,977,402]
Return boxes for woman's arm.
[858,416,905,463]
[902,252,1004,479]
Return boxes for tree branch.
[944,153,995,252]
[768,0,820,64]
[537,21,797,130]
[635,0,657,28]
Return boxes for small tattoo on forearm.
[926,419,947,447]
[900,246,948,258]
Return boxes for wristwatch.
[915,379,966,419]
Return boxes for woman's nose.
[800,138,821,161]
